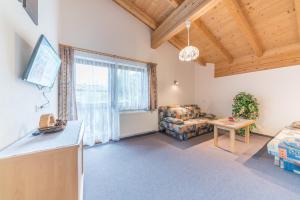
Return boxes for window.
[74,52,151,145]
[75,55,149,112]
[117,63,149,111]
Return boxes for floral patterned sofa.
[159,105,216,141]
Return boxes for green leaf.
[232,92,259,131]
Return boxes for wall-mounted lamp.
[173,80,179,86]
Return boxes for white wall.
[195,64,300,136]
[0,0,60,149]
[2,0,295,145]
[59,0,196,138]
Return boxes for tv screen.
[23,35,61,88]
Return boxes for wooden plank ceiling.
[113,0,300,77]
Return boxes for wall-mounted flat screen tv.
[23,35,61,88]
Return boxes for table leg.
[245,126,250,144]
[214,126,218,146]
[230,129,235,153]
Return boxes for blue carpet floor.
[83,133,300,200]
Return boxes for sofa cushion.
[163,117,184,125]
[161,118,208,134]
[159,105,205,122]
[166,107,189,120]
[184,105,201,118]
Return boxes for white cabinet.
[0,121,84,200]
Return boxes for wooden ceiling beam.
[167,0,181,8]
[194,20,233,63]
[196,57,206,66]
[113,0,182,42]
[113,0,206,65]
[215,43,300,77]
[169,36,186,50]
[113,0,158,30]
[114,0,178,50]
[224,0,263,57]
[151,0,221,49]
[294,0,300,40]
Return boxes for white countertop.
[0,121,84,159]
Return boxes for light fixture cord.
[188,26,190,46]
[186,20,191,46]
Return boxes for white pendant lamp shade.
[179,46,199,62]
[179,20,199,62]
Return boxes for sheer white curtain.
[117,63,149,111]
[74,53,149,146]
[75,57,120,145]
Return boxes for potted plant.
[232,92,259,135]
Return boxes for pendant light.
[179,20,199,62]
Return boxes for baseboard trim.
[85,130,273,148]
[84,131,158,148]
[251,132,274,138]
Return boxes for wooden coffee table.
[209,118,255,153]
